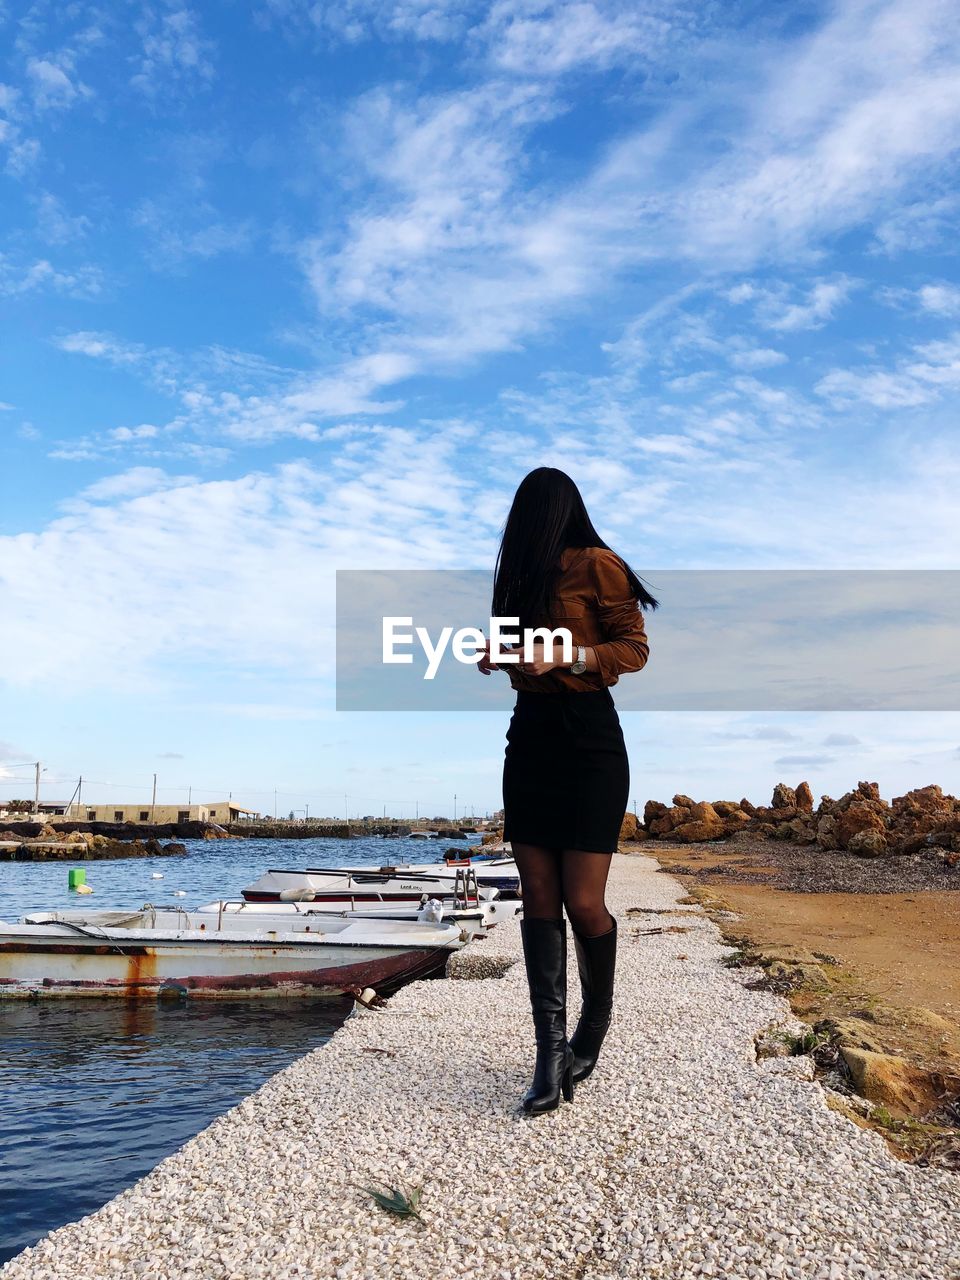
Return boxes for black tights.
[512,843,615,937]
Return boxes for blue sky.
[2,0,959,819]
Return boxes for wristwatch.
[570,645,587,676]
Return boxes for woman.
[479,468,657,1114]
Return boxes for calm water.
[0,835,466,1263]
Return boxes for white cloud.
[133,199,255,265]
[917,282,960,315]
[132,7,216,95]
[674,0,960,261]
[729,347,788,370]
[280,0,960,420]
[483,1,674,75]
[0,256,102,297]
[0,435,500,691]
[816,331,960,408]
[871,192,960,253]
[34,191,91,244]
[58,332,144,364]
[727,277,858,332]
[69,466,195,504]
[26,57,92,111]
[260,0,475,43]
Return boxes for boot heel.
[561,1057,574,1103]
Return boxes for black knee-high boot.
[569,916,617,1084]
[519,916,575,1113]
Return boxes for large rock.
[643,800,668,829]
[772,817,817,844]
[838,802,887,848]
[847,829,888,857]
[821,1017,886,1054]
[673,802,725,843]
[796,781,814,813]
[648,805,689,836]
[771,783,797,809]
[720,809,752,833]
[619,812,639,842]
[892,784,951,816]
[840,1047,958,1118]
[819,819,839,849]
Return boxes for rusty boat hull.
[0,909,466,999]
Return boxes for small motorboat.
[241,859,520,904]
[0,905,467,999]
[193,896,521,939]
[369,857,519,893]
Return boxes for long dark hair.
[492,467,659,629]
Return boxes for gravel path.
[3,854,958,1280]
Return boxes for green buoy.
[68,867,86,890]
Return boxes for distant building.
[58,801,261,825]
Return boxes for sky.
[1,0,959,820]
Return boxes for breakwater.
[1,820,478,845]
[0,837,186,862]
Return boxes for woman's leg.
[560,849,614,937]
[511,842,563,917]
[561,849,617,1085]
[511,843,572,1112]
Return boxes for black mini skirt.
[501,688,629,854]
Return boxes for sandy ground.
[2,853,958,1280]
[648,837,960,1081]
[706,884,960,1024]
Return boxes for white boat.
[193,897,522,939]
[401,856,519,880]
[0,905,467,999]
[241,859,520,904]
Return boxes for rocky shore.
[2,853,958,1280]
[0,823,187,862]
[628,780,960,868]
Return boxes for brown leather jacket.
[506,546,650,694]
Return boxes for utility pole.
[34,761,41,814]
[305,803,309,822]
[151,773,157,821]
[274,788,278,818]
[453,793,457,822]
[188,785,192,804]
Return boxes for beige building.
[59,801,260,825]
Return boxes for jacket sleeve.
[588,550,650,683]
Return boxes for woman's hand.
[518,641,561,677]
[477,639,499,676]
